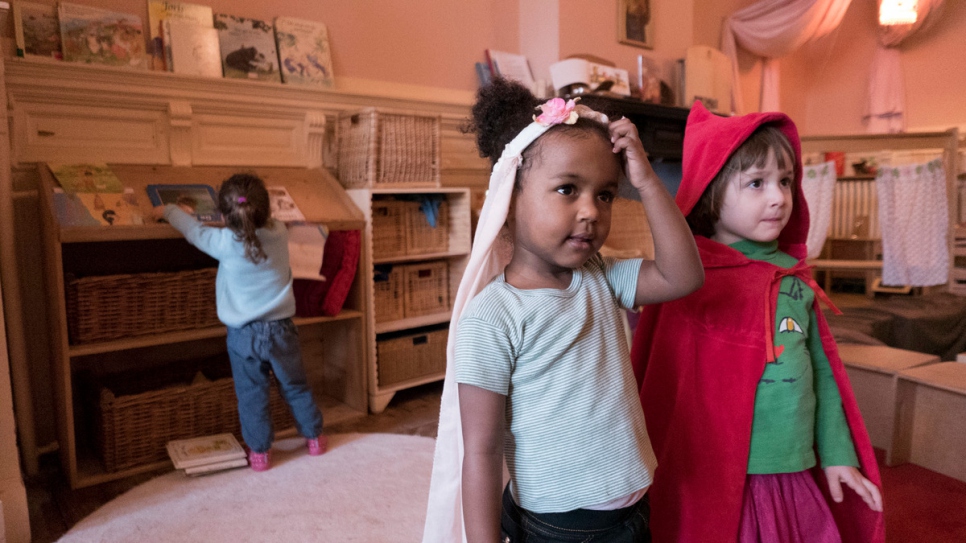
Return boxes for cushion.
[293,230,361,317]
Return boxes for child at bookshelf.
[630,103,884,542]
[153,173,325,472]
[422,78,704,542]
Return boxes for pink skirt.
[738,471,842,543]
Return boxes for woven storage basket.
[373,265,404,323]
[371,199,408,259]
[66,268,219,344]
[403,261,449,318]
[376,327,448,387]
[406,200,449,255]
[337,108,441,188]
[94,371,293,473]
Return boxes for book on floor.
[184,456,249,476]
[167,433,247,471]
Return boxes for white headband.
[422,98,609,543]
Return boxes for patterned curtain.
[876,158,949,285]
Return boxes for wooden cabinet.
[38,164,367,488]
[348,188,471,413]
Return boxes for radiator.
[831,179,880,240]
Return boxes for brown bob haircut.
[686,125,796,238]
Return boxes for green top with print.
[732,240,859,474]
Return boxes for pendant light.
[879,0,918,25]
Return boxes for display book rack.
[39,163,368,489]
[347,187,471,413]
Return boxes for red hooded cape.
[631,103,885,543]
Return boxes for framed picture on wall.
[618,0,652,49]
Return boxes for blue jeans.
[226,318,323,453]
[500,485,651,543]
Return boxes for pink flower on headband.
[533,97,579,126]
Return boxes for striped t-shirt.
[455,254,657,513]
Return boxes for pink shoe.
[249,450,271,472]
[306,435,327,456]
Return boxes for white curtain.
[721,0,852,114]
[876,158,949,286]
[865,0,946,133]
[802,161,837,259]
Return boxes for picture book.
[274,16,334,88]
[147,1,213,71]
[485,49,535,91]
[146,183,222,223]
[288,223,328,281]
[48,163,144,226]
[57,2,147,69]
[267,185,304,222]
[13,1,62,60]
[184,456,248,476]
[163,18,222,78]
[213,13,280,82]
[167,433,246,470]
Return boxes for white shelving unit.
[349,187,471,413]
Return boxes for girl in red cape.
[630,102,885,543]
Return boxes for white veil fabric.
[421,105,609,543]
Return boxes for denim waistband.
[502,484,647,531]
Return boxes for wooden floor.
[25,381,444,543]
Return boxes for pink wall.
[793,0,966,134]
[558,0,693,86]
[27,0,520,92]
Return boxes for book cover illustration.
[147,183,222,223]
[147,1,213,71]
[213,13,280,82]
[13,1,62,59]
[48,163,142,226]
[57,2,147,69]
[267,185,305,222]
[163,18,222,77]
[167,433,246,470]
[274,16,334,87]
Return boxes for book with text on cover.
[147,0,213,71]
[147,183,222,223]
[274,16,334,87]
[167,433,247,470]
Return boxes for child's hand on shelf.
[824,465,883,512]
[152,205,167,223]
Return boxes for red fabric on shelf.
[294,229,360,317]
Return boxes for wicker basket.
[66,268,219,344]
[376,327,448,387]
[92,367,293,473]
[373,265,404,323]
[337,108,441,188]
[406,200,449,255]
[371,199,408,259]
[403,261,449,318]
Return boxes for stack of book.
[166,433,248,476]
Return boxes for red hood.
[676,102,808,261]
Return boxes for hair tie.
[237,197,247,203]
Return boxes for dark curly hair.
[465,78,613,186]
[217,173,271,263]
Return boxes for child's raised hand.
[824,465,883,512]
[151,205,167,222]
[609,117,659,195]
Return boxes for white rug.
[58,433,434,543]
